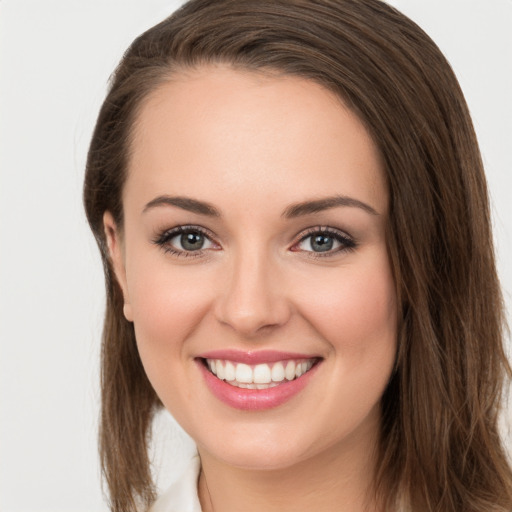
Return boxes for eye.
[292,227,356,256]
[153,226,219,257]
[172,230,212,251]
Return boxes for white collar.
[150,454,202,512]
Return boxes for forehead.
[125,65,387,216]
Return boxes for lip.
[197,349,317,365]
[196,354,321,411]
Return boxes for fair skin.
[104,66,397,512]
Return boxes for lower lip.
[197,359,320,411]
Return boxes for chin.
[202,439,314,472]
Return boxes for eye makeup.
[151,225,220,258]
[291,226,357,258]
[152,223,358,259]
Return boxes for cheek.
[126,264,217,411]
[296,257,397,356]
[292,257,397,443]
[125,253,215,363]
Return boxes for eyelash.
[152,225,357,259]
[152,225,217,259]
[292,226,357,258]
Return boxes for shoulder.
[150,455,202,512]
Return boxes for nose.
[214,249,291,337]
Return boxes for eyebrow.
[142,194,379,218]
[282,195,379,218]
[143,195,220,216]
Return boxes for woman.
[83,0,512,510]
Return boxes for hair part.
[84,1,512,510]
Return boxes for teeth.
[224,361,236,381]
[253,363,271,384]
[235,363,253,383]
[285,360,296,380]
[206,358,316,386]
[231,381,280,390]
[216,360,225,380]
[271,362,285,382]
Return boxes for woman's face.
[105,66,397,471]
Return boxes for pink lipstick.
[196,350,321,411]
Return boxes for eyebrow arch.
[282,195,379,218]
[143,195,220,217]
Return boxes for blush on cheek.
[129,262,213,331]
[301,269,396,354]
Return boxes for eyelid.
[290,226,357,256]
[152,224,357,259]
[152,224,220,258]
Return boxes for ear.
[103,211,133,322]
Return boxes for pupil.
[181,232,204,251]
[312,234,333,252]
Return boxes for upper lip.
[197,349,320,365]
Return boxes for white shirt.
[150,455,202,512]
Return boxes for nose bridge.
[215,243,289,336]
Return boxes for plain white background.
[1,1,511,510]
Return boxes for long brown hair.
[83,1,512,510]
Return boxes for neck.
[197,426,382,512]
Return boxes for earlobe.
[103,211,133,322]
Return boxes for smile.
[197,351,322,411]
[205,358,316,389]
